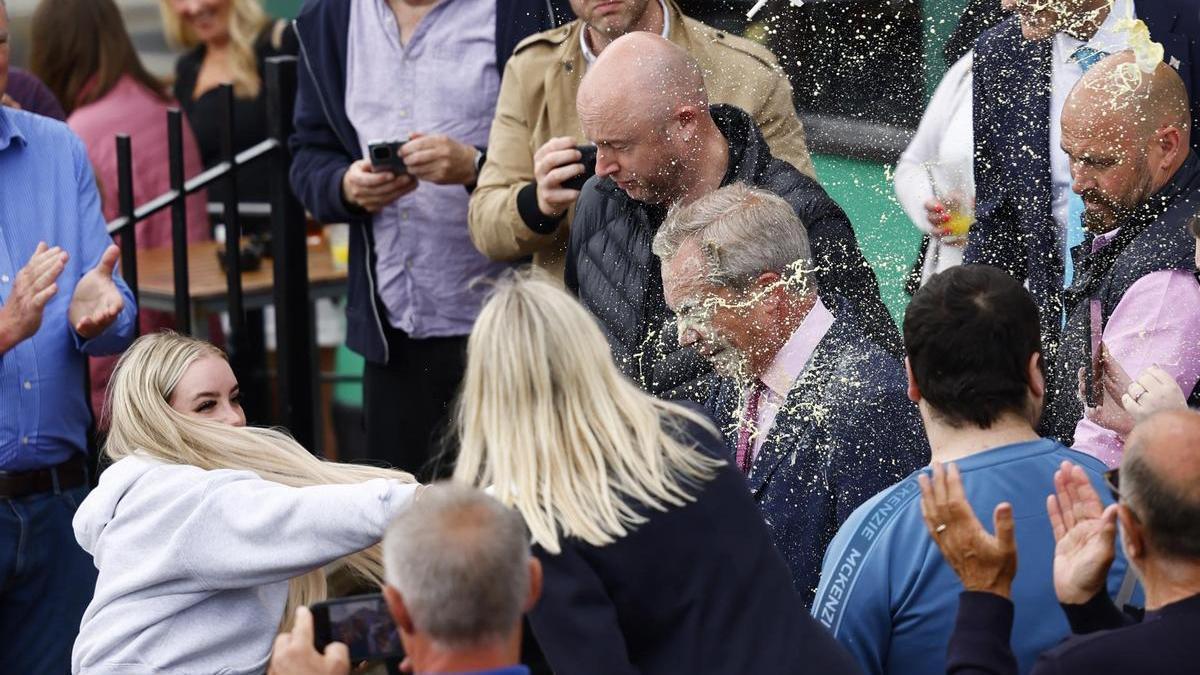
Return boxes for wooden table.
[135,239,348,333]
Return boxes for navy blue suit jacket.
[527,406,862,675]
[948,590,1200,674]
[707,316,930,606]
[965,4,1199,330]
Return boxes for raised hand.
[68,244,125,339]
[1046,461,1118,605]
[1122,365,1188,424]
[919,461,1018,598]
[0,242,68,352]
[267,607,350,675]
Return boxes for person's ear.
[905,357,921,403]
[1154,124,1183,170]
[1117,504,1145,562]
[524,558,544,613]
[1028,352,1046,399]
[383,584,415,636]
[755,271,784,312]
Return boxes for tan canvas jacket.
[467,1,815,278]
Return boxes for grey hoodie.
[71,454,417,674]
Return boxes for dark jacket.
[965,5,1199,335]
[288,0,570,363]
[564,105,899,400]
[705,314,929,605]
[1043,152,1200,443]
[947,590,1200,674]
[528,405,863,675]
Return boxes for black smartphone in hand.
[367,139,409,175]
[310,593,404,663]
[562,144,598,191]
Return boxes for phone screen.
[1086,299,1103,407]
[311,594,404,662]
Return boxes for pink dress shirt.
[745,298,836,462]
[1072,230,1200,467]
[68,75,212,418]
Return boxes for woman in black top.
[452,271,861,675]
[161,0,297,223]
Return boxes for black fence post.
[167,109,191,334]
[219,84,246,355]
[265,56,317,452]
[115,134,139,326]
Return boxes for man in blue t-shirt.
[812,265,1136,674]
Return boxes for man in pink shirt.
[655,183,928,605]
[1044,50,1200,466]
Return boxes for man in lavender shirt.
[291,0,567,477]
[655,183,928,604]
[1044,51,1200,466]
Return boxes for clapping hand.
[68,244,124,339]
[0,242,68,351]
[1046,461,1118,605]
[919,462,1018,598]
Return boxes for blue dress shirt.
[0,107,137,471]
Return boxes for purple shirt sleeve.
[1073,269,1200,466]
[4,68,67,122]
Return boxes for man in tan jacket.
[467,0,814,278]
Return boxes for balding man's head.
[1121,409,1200,561]
[575,32,719,204]
[1059,50,1191,234]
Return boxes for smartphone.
[562,144,598,191]
[310,593,404,663]
[1084,298,1103,408]
[367,139,408,175]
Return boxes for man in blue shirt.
[811,265,1133,675]
[0,88,138,671]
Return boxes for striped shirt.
[0,107,137,471]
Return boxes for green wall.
[263,0,302,19]
[811,154,921,327]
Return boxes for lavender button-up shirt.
[345,0,509,338]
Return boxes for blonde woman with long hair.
[160,0,295,212]
[453,272,858,674]
[71,332,419,675]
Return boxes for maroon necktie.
[735,381,767,475]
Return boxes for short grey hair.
[383,484,531,649]
[653,182,813,292]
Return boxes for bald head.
[1122,409,1200,560]
[1064,50,1191,141]
[578,32,707,125]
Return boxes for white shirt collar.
[580,0,671,66]
[1053,0,1135,63]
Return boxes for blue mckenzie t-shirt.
[811,438,1138,675]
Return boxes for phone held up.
[310,593,405,663]
[367,138,409,176]
[562,144,598,192]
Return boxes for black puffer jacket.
[565,105,900,400]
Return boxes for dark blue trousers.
[0,484,97,674]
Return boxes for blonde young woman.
[71,332,419,675]
[452,272,858,675]
[160,0,295,212]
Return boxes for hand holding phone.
[534,137,593,218]
[561,145,598,192]
[310,593,404,663]
[368,139,409,175]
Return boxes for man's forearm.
[946,591,1019,675]
[1061,589,1138,635]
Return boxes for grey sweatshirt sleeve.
[173,475,418,590]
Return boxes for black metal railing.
[105,56,317,451]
